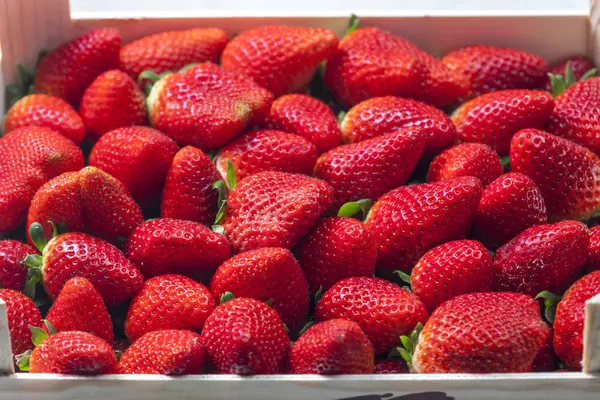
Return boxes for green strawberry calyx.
[389,322,423,368]
[393,270,412,291]
[535,290,562,323]
[549,61,597,97]
[15,320,56,372]
[337,199,373,220]
[212,159,237,233]
[346,14,360,36]
[220,291,236,304]
[21,221,62,299]
[5,50,47,108]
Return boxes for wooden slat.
[584,293,600,373]
[0,300,15,375]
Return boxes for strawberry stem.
[346,14,360,36]
[337,199,373,220]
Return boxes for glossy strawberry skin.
[587,226,600,272]
[452,90,555,156]
[373,359,409,374]
[34,28,121,105]
[427,143,502,187]
[0,289,43,356]
[315,277,428,355]
[221,26,339,97]
[201,297,289,375]
[365,177,482,274]
[0,240,37,290]
[532,325,558,372]
[544,56,595,91]
[413,292,549,373]
[314,128,424,207]
[2,94,85,144]
[290,319,374,374]
[216,130,318,182]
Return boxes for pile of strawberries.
[2,15,600,376]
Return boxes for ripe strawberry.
[411,240,493,313]
[221,26,339,97]
[413,292,549,373]
[510,129,600,221]
[532,325,558,372]
[296,217,377,295]
[492,220,589,296]
[374,359,409,374]
[340,96,456,159]
[314,128,424,207]
[0,240,37,291]
[544,56,595,92]
[365,177,482,274]
[210,247,309,333]
[2,94,85,144]
[34,28,121,105]
[119,28,229,79]
[0,289,42,356]
[452,90,555,156]
[126,218,231,280]
[79,70,147,141]
[587,226,600,272]
[315,277,428,355]
[474,172,548,249]
[201,297,289,375]
[262,94,342,153]
[290,319,374,374]
[222,171,333,253]
[125,274,216,342]
[148,63,273,150]
[215,130,318,182]
[427,143,502,187]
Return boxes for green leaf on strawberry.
[337,199,373,219]
[535,290,562,323]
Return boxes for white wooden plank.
[0,300,15,375]
[583,293,600,373]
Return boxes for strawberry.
[290,319,374,374]
[126,218,231,280]
[510,129,600,221]
[221,171,333,253]
[161,146,220,226]
[373,359,408,374]
[125,274,216,342]
[89,126,179,206]
[442,45,548,99]
[315,277,428,355]
[492,220,589,296]
[147,63,273,150]
[79,70,147,141]
[365,177,482,274]
[215,130,318,182]
[532,325,558,372]
[296,217,377,295]
[209,247,309,333]
[262,94,342,153]
[0,240,37,291]
[411,240,494,313]
[452,90,555,156]
[221,26,339,97]
[34,28,121,105]
[587,226,600,272]
[427,143,502,187]
[340,96,456,159]
[2,94,85,144]
[413,292,550,373]
[119,28,229,79]
[0,289,42,356]
[474,172,548,249]
[201,297,289,375]
[44,277,113,344]
[544,56,595,92]
[553,270,600,370]
[314,128,424,207]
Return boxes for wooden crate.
[1,0,600,398]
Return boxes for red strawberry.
[201,297,289,375]
[442,45,548,99]
[79,70,147,141]
[411,240,494,313]
[148,63,273,150]
[290,319,374,374]
[34,28,121,105]
[492,221,589,296]
[126,218,231,280]
[0,240,37,291]
[262,94,342,153]
[510,129,600,221]
[544,56,595,92]
[2,94,85,144]
[215,130,318,182]
[0,289,42,356]
[474,172,547,248]
[427,143,502,187]
[532,325,558,372]
[161,146,220,225]
[89,126,178,206]
[314,128,424,207]
[119,28,229,79]
[340,96,456,159]
[222,171,333,253]
[374,359,409,374]
[452,89,555,156]
[209,247,309,333]
[117,330,205,375]
[365,177,482,274]
[413,292,549,373]
[296,217,377,295]
[587,226,600,272]
[221,26,339,97]
[315,277,428,355]
[125,274,216,342]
